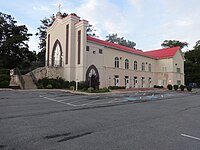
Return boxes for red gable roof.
[87,36,179,59]
[87,36,149,56]
[144,47,180,59]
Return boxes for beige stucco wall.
[86,41,157,88]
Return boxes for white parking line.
[81,100,102,106]
[40,95,130,107]
[181,134,200,141]
[39,95,79,107]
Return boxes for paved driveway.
[0,89,200,150]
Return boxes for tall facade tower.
[46,12,88,82]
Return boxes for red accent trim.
[66,24,69,64]
[87,36,180,59]
[78,30,81,64]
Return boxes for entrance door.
[141,77,145,88]
[114,75,119,86]
[125,76,129,89]
[148,77,151,88]
[133,76,138,88]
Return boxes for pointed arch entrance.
[52,40,62,67]
[86,65,100,89]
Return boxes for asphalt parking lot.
[0,89,200,150]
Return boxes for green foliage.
[180,85,185,91]
[69,81,76,87]
[0,69,11,88]
[106,33,136,48]
[69,86,75,90]
[184,40,200,86]
[88,87,94,92]
[173,85,178,91]
[86,24,97,38]
[99,87,110,92]
[0,74,11,82]
[0,12,32,69]
[63,81,70,89]
[0,80,10,88]
[36,15,55,66]
[0,69,10,75]
[167,84,173,90]
[186,86,192,92]
[109,86,126,90]
[38,77,63,89]
[46,84,52,89]
[161,40,188,49]
[153,85,164,88]
[78,81,89,90]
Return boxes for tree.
[184,40,200,86]
[87,24,97,37]
[161,40,188,49]
[36,14,55,66]
[0,12,32,69]
[106,33,136,48]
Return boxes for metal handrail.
[14,68,25,89]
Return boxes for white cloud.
[14,0,200,52]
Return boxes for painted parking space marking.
[39,95,79,107]
[39,92,182,108]
[181,134,200,141]
[39,94,131,107]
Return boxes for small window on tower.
[86,46,90,51]
[93,51,96,54]
[99,49,103,54]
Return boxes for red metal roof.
[144,46,180,59]
[87,36,179,59]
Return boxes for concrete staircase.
[22,75,37,89]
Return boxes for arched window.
[134,61,137,70]
[125,59,129,69]
[52,40,62,67]
[142,62,145,71]
[115,57,119,68]
[149,64,151,72]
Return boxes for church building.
[44,11,185,88]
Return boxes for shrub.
[88,87,94,92]
[109,86,126,90]
[167,84,173,90]
[78,81,89,90]
[69,86,75,90]
[180,85,185,91]
[186,86,192,92]
[0,74,11,82]
[63,81,70,89]
[173,85,178,91]
[154,85,164,88]
[99,87,110,93]
[38,77,65,89]
[0,80,10,88]
[38,77,49,87]
[81,88,88,92]
[0,69,10,75]
[69,81,76,87]
[46,84,52,89]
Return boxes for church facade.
[45,12,185,88]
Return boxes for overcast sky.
[1,0,200,52]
